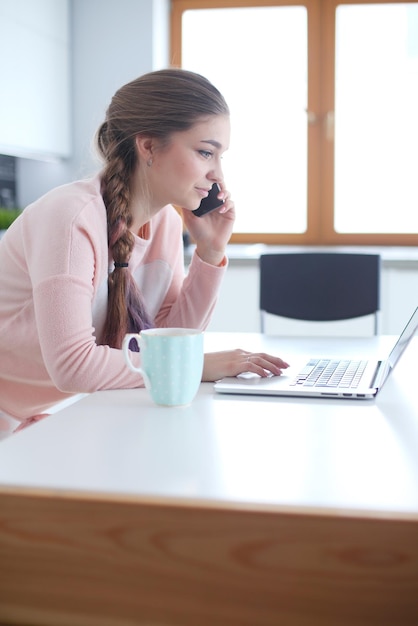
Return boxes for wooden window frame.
[170,0,418,246]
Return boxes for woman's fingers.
[241,351,290,377]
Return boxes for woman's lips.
[195,187,210,197]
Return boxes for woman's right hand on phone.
[182,184,235,267]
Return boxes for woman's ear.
[135,135,154,162]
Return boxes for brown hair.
[95,68,229,348]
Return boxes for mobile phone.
[192,183,224,217]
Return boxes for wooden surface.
[1,488,417,626]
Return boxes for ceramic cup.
[122,328,204,406]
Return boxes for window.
[171,0,418,245]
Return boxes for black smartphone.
[192,183,224,217]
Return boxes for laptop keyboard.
[291,359,368,388]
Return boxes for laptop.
[214,307,418,400]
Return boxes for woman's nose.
[208,160,224,183]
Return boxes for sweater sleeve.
[154,250,227,330]
[145,206,228,331]
[24,191,145,395]
[34,274,143,394]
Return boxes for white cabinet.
[0,0,70,159]
[207,262,261,333]
[382,266,418,334]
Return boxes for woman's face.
[147,114,231,211]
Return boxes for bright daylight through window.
[175,1,418,245]
[334,3,418,233]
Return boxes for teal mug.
[122,328,204,406]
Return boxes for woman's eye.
[199,150,213,159]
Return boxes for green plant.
[0,208,22,230]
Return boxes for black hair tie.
[114,262,129,268]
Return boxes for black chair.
[259,252,381,335]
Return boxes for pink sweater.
[0,175,226,420]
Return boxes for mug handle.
[122,333,142,374]
[122,333,152,391]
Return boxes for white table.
[0,333,418,626]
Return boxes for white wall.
[16,0,169,207]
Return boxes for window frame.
[170,0,418,246]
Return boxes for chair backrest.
[259,252,381,334]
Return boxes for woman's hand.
[181,184,235,267]
[202,349,290,382]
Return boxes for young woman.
[0,68,288,435]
